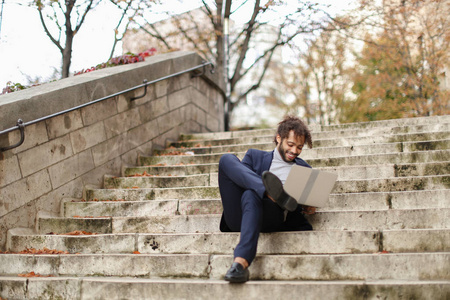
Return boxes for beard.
[277,142,298,163]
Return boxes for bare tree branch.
[37,7,63,52]
[230,0,261,88]
[109,0,136,59]
[74,0,97,34]
[143,20,174,50]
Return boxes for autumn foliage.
[275,0,449,124]
[346,0,449,122]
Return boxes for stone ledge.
[0,51,222,133]
[8,229,449,255]
[0,253,448,280]
[1,277,448,300]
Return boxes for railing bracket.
[0,119,25,152]
[191,62,215,78]
[130,79,148,101]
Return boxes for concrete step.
[64,198,222,217]
[119,162,449,192]
[0,252,448,281]
[207,123,450,142]
[164,136,450,157]
[327,189,450,211]
[322,161,450,180]
[333,175,449,194]
[157,139,450,165]
[123,162,449,183]
[36,208,450,234]
[62,199,180,218]
[171,134,274,148]
[315,131,450,148]
[72,189,450,217]
[179,118,449,142]
[303,139,450,160]
[171,130,450,151]
[159,138,450,165]
[103,173,213,189]
[84,186,221,202]
[7,228,450,255]
[1,277,448,300]
[316,115,450,132]
[309,208,450,231]
[139,149,450,167]
[177,189,450,213]
[124,163,219,177]
[102,173,449,193]
[179,128,275,141]
[86,176,450,203]
[309,150,450,167]
[139,151,236,166]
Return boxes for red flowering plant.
[74,48,157,75]
[1,81,27,94]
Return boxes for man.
[218,115,316,283]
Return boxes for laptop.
[283,165,338,207]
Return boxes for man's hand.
[302,205,316,215]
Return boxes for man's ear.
[276,134,281,145]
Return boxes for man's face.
[276,130,305,162]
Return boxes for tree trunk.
[61,36,73,78]
[61,1,75,78]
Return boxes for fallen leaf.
[18,271,53,278]
[129,171,154,177]
[72,216,109,218]
[61,231,96,236]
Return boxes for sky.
[0,0,356,91]
[0,0,132,89]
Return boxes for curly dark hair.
[274,115,313,148]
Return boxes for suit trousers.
[218,154,312,265]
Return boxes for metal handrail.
[0,61,215,152]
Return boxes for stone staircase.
[1,115,449,299]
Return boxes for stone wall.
[0,51,225,250]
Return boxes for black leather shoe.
[262,171,298,212]
[224,262,249,283]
